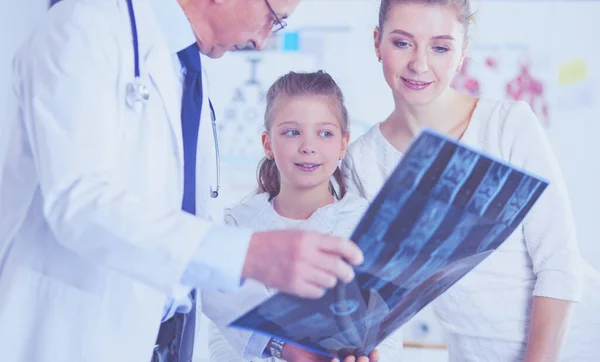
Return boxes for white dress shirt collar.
[149,0,197,54]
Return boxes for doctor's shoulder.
[15,0,124,86]
[36,0,121,47]
[223,192,271,228]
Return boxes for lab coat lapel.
[195,65,216,217]
[146,47,184,169]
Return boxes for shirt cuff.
[244,332,272,359]
[161,297,175,322]
[161,285,194,322]
[181,225,253,292]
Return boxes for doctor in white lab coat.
[0,0,366,361]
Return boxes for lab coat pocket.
[0,267,101,362]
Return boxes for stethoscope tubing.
[125,0,220,198]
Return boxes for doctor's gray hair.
[257,70,349,201]
[378,0,475,42]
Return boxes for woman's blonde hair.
[378,0,475,42]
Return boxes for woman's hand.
[334,348,380,362]
[281,343,380,362]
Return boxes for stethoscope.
[124,0,220,199]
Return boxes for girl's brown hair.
[257,70,349,201]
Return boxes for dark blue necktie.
[179,43,203,215]
[152,43,202,362]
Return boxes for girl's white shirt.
[204,192,404,361]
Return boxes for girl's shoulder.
[337,192,369,213]
[314,192,369,238]
[315,192,368,217]
[224,192,272,228]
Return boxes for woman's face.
[375,3,468,106]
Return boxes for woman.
[342,0,600,361]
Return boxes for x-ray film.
[230,129,549,358]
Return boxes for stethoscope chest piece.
[126,77,150,112]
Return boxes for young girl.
[202,71,403,362]
[342,1,600,361]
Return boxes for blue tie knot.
[177,43,201,73]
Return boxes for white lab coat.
[0,0,242,361]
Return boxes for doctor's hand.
[241,230,364,298]
[281,344,380,362]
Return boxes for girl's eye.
[319,130,334,137]
[433,46,450,53]
[394,41,410,48]
[283,130,300,136]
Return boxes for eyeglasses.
[264,0,287,33]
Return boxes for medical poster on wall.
[451,44,552,128]
[230,129,548,358]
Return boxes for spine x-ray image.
[230,129,548,358]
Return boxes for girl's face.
[262,95,349,194]
[375,3,467,106]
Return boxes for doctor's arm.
[16,10,216,295]
[17,7,362,298]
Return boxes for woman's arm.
[524,296,573,362]
[503,101,582,360]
